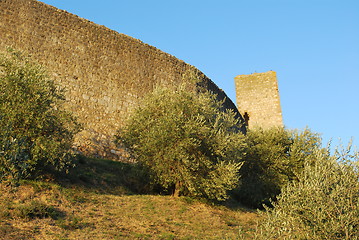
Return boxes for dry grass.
[0,158,259,239]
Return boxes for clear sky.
[40,0,359,148]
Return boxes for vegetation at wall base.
[116,83,246,201]
[1,144,357,239]
[252,143,359,239]
[0,48,81,184]
[234,127,322,208]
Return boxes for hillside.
[0,158,258,239]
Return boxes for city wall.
[0,0,243,159]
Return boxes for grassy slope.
[0,158,259,239]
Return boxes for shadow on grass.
[53,155,151,196]
[52,155,258,212]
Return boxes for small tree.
[0,48,81,183]
[116,84,245,201]
[235,127,322,208]
[254,143,359,240]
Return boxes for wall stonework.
[234,71,283,129]
[0,0,243,159]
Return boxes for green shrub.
[115,84,246,201]
[235,127,321,208]
[254,144,359,240]
[0,48,81,183]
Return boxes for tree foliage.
[0,48,81,183]
[254,143,359,239]
[235,127,322,208]
[116,84,245,201]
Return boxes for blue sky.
[41,0,359,148]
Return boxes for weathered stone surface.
[235,71,283,129]
[0,0,243,159]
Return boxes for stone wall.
[234,71,283,129]
[0,0,243,159]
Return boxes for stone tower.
[234,71,283,129]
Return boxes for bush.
[235,127,321,208]
[254,143,359,239]
[0,48,81,183]
[115,84,246,201]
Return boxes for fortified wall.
[0,0,244,159]
[235,71,283,129]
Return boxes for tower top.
[234,71,283,129]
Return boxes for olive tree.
[253,143,359,240]
[0,48,81,183]
[235,127,322,208]
[116,84,246,201]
